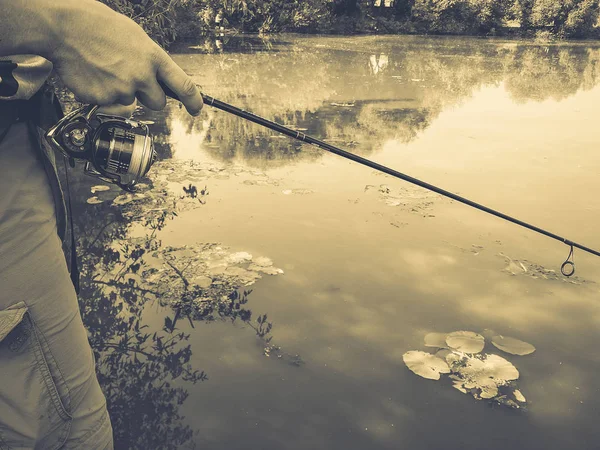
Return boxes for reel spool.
[45,105,156,190]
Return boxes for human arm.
[0,0,202,115]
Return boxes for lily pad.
[253,256,274,267]
[225,252,253,264]
[112,193,146,206]
[491,335,536,356]
[282,189,313,195]
[86,196,104,205]
[424,332,449,349]
[446,331,485,353]
[496,395,521,409]
[446,353,519,400]
[90,185,110,193]
[435,349,452,360]
[191,275,213,288]
[402,351,451,380]
[248,265,284,275]
[513,389,527,403]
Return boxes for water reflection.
[68,35,600,449]
[64,170,293,448]
[369,54,389,75]
[159,36,600,167]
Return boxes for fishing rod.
[193,91,600,277]
[47,82,600,277]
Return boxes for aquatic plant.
[491,335,536,356]
[403,330,535,409]
[70,158,305,448]
[403,351,451,380]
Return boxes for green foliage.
[531,0,599,37]
[98,0,600,40]
[510,0,535,28]
[197,0,334,33]
[411,0,512,34]
[98,0,191,47]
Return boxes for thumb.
[156,51,203,116]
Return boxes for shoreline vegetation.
[99,0,600,48]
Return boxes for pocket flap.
[0,301,28,342]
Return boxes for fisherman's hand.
[41,0,203,115]
[97,101,137,118]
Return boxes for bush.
[99,0,192,47]
[99,0,600,40]
[411,0,511,34]
[194,0,332,33]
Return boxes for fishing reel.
[45,104,156,190]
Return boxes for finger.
[155,52,203,116]
[136,82,167,111]
[97,100,137,118]
[115,92,136,107]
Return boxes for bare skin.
[0,0,203,115]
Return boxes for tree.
[531,0,600,37]
[411,0,511,34]
[511,0,535,28]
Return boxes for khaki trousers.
[0,122,113,449]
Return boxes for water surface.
[76,35,600,450]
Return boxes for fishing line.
[159,82,600,277]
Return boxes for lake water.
[74,35,600,449]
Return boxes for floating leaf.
[282,189,313,195]
[446,353,519,400]
[113,193,139,206]
[224,266,261,286]
[499,253,526,275]
[496,395,521,409]
[452,380,468,394]
[86,196,103,205]
[403,351,450,380]
[424,332,448,349]
[225,252,253,264]
[248,265,284,275]
[90,185,110,193]
[253,257,273,267]
[435,349,452,360]
[446,331,485,353]
[491,335,535,356]
[191,275,212,288]
[513,390,526,403]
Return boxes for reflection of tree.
[162,36,600,166]
[63,169,288,449]
[504,46,600,102]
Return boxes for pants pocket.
[0,301,72,450]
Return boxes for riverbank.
[100,1,600,49]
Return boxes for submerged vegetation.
[99,0,600,46]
